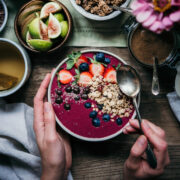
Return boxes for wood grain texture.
[4,47,180,179]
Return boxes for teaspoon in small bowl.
[117,65,157,169]
[152,57,160,95]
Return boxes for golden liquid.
[0,42,25,88]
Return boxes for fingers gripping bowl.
[14,0,72,53]
[48,50,140,142]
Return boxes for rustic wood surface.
[4,47,180,180]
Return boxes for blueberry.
[73,86,80,94]
[97,104,103,110]
[81,94,88,100]
[74,96,80,101]
[56,89,62,96]
[84,102,91,108]
[96,53,105,62]
[65,86,72,93]
[116,118,122,125]
[83,87,90,94]
[89,111,97,118]
[103,114,110,122]
[64,103,71,110]
[92,118,100,127]
[104,58,111,64]
[55,97,63,104]
[79,63,89,72]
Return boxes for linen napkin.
[0,102,73,180]
[167,92,180,123]
[1,0,130,47]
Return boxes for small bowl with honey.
[0,38,31,97]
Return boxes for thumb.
[127,135,148,169]
[44,102,57,139]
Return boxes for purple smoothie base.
[50,52,135,139]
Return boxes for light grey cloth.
[167,92,180,123]
[0,102,73,180]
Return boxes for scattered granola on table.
[76,0,125,16]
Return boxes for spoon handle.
[152,57,160,95]
[133,98,157,169]
[109,5,133,15]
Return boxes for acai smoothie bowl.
[48,50,140,142]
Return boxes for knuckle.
[46,136,57,144]
[125,160,135,170]
[159,141,168,151]
[130,148,139,158]
[159,129,166,138]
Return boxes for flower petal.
[169,10,180,22]
[149,21,165,34]
[171,0,180,6]
[136,8,153,23]
[162,17,174,30]
[143,14,157,27]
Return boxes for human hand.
[34,73,72,180]
[123,119,170,180]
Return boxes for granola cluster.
[76,0,125,16]
[88,75,133,120]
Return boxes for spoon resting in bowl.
[117,65,157,169]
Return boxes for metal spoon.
[117,65,157,169]
[152,57,160,95]
[109,5,133,15]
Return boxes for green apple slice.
[26,31,34,49]
[27,39,52,51]
[29,17,41,39]
[48,13,61,39]
[60,21,69,38]
[40,2,62,19]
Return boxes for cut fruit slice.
[29,17,41,39]
[78,72,92,87]
[26,31,34,49]
[40,20,49,40]
[18,5,42,26]
[89,63,105,76]
[58,70,74,84]
[104,67,117,83]
[45,13,65,25]
[26,0,44,9]
[40,2,62,18]
[48,13,61,39]
[27,39,52,51]
[60,21,69,38]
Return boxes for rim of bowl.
[14,0,72,53]
[48,49,141,142]
[0,38,30,98]
[69,0,131,21]
[0,0,8,33]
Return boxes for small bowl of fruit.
[14,0,72,53]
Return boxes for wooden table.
[5,47,180,180]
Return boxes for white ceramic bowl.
[0,0,8,33]
[48,49,140,142]
[69,0,131,21]
[0,38,31,98]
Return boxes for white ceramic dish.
[0,38,31,98]
[69,0,131,21]
[0,0,8,33]
[48,49,140,142]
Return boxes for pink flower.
[130,0,180,33]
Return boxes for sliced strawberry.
[104,67,117,83]
[89,63,105,76]
[78,72,92,87]
[75,55,88,68]
[58,69,74,84]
